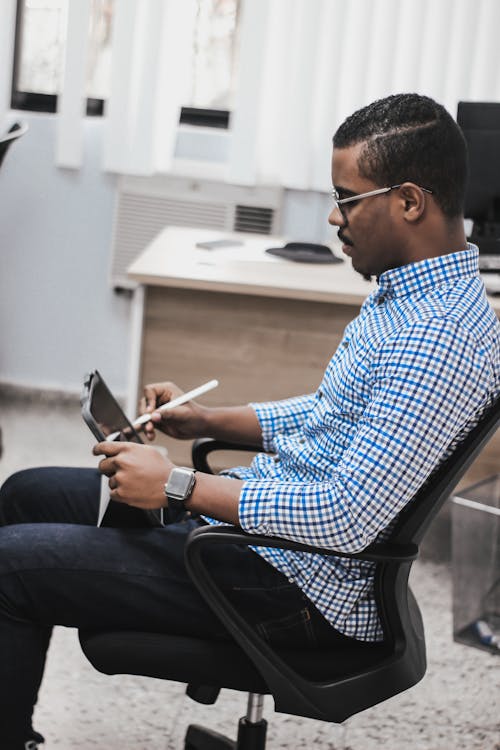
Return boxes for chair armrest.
[188,524,418,564]
[191,437,263,474]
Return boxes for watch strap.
[164,467,196,513]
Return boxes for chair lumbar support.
[185,692,268,750]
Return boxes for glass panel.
[452,479,500,655]
[16,0,68,96]
[188,0,241,110]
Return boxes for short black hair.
[333,93,467,218]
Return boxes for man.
[1,93,499,749]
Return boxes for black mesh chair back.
[392,394,500,546]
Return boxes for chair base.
[185,717,268,750]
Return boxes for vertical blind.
[229,0,500,191]
[5,0,498,191]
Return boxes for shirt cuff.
[238,478,276,535]
[249,393,316,451]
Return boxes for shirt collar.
[374,244,479,302]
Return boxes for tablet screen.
[81,370,143,444]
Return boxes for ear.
[397,183,427,223]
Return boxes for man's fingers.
[92,442,126,476]
[98,457,117,477]
[142,385,165,412]
[139,395,155,416]
[93,441,125,457]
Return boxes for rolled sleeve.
[250,394,316,451]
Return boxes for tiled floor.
[0,391,498,749]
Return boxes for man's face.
[329,143,407,279]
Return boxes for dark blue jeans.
[0,466,350,748]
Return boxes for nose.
[328,204,345,227]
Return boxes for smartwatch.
[164,467,196,513]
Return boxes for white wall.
[0,114,130,394]
[0,112,332,395]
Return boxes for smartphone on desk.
[195,238,244,250]
[81,370,164,527]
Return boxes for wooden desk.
[127,226,500,490]
[127,227,373,464]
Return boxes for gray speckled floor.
[0,392,499,749]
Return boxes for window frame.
[10,0,231,128]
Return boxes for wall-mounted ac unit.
[109,174,283,288]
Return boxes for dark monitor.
[457,101,500,260]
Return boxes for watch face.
[166,468,195,500]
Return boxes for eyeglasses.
[331,183,433,215]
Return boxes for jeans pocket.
[256,606,317,649]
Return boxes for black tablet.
[81,370,164,527]
[81,369,143,444]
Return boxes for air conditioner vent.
[110,176,283,288]
[234,204,275,234]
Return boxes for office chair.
[79,395,500,749]
[0,121,28,169]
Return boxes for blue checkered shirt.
[208,246,500,641]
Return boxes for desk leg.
[126,284,145,418]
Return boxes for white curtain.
[102,0,197,174]
[53,0,500,185]
[56,1,91,168]
[56,0,197,173]
[228,0,500,192]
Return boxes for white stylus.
[132,379,219,428]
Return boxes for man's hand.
[138,381,210,442]
[94,438,244,525]
[93,441,174,509]
[137,379,263,447]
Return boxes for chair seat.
[79,629,392,697]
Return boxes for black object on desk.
[266,242,343,264]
